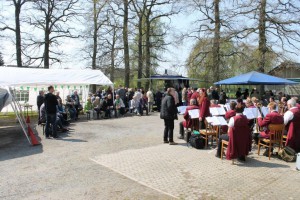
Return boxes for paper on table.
[177,106,187,115]
[188,109,200,119]
[243,108,258,119]
[209,107,226,116]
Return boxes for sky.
[1,1,300,78]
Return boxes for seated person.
[236,98,245,109]
[210,99,220,108]
[130,95,141,115]
[93,96,101,119]
[65,95,76,120]
[279,96,288,115]
[178,99,199,139]
[57,99,69,126]
[102,95,114,118]
[216,105,251,162]
[139,93,148,116]
[221,101,237,133]
[85,97,95,119]
[114,95,125,117]
[284,98,300,152]
[254,102,284,155]
[40,103,68,133]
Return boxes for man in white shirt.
[146,88,154,113]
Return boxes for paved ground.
[0,112,299,200]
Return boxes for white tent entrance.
[0,67,114,145]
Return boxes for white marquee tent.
[0,67,114,145]
[0,67,113,86]
[0,67,114,112]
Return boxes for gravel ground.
[0,112,176,200]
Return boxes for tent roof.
[214,71,298,85]
[0,67,113,86]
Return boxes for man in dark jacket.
[160,88,178,145]
[37,90,44,123]
[44,85,58,139]
[71,91,81,120]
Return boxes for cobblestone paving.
[92,143,300,200]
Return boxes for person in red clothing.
[216,104,251,161]
[178,99,199,139]
[226,105,252,161]
[198,88,210,129]
[187,88,193,106]
[284,98,300,152]
[221,101,237,133]
[191,88,200,105]
[255,102,284,155]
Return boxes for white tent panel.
[0,67,113,86]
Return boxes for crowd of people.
[36,85,163,139]
[161,86,300,162]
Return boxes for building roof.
[268,61,300,75]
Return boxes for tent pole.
[7,87,31,145]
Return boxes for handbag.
[278,146,296,162]
[188,132,205,149]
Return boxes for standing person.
[160,88,178,145]
[198,88,210,129]
[155,90,162,112]
[219,90,227,104]
[187,88,193,105]
[71,91,81,120]
[235,88,242,99]
[116,85,126,103]
[44,85,58,139]
[181,87,188,106]
[211,87,219,100]
[37,90,44,123]
[146,88,154,113]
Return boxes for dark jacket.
[160,94,177,120]
[44,93,58,114]
[37,95,44,110]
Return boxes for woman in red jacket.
[198,88,210,129]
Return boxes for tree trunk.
[212,0,220,83]
[137,15,143,89]
[92,1,98,70]
[123,0,130,88]
[91,0,98,93]
[258,0,267,96]
[15,1,22,67]
[44,21,50,69]
[110,29,116,83]
[145,16,151,90]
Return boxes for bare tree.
[123,0,131,87]
[0,0,30,67]
[24,0,80,68]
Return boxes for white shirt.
[284,107,298,125]
[228,113,243,128]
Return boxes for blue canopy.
[214,71,298,85]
